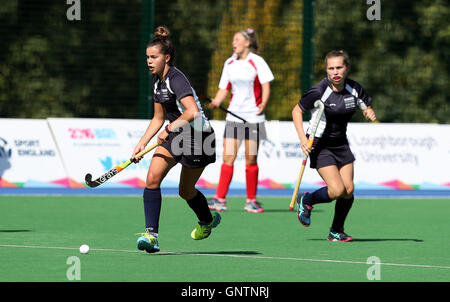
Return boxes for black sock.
[143,187,162,234]
[186,190,213,225]
[331,195,354,232]
[304,186,333,206]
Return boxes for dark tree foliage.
[0,0,448,123]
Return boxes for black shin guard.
[331,195,354,231]
[143,188,162,234]
[186,190,213,224]
[304,186,333,206]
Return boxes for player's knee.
[344,184,354,198]
[223,155,236,165]
[146,172,162,189]
[328,185,346,200]
[178,185,196,200]
[245,155,257,165]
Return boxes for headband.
[239,30,250,41]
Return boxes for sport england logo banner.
[0,118,67,187]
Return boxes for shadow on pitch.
[352,238,424,242]
[308,238,423,242]
[257,209,324,213]
[0,230,32,233]
[155,251,262,256]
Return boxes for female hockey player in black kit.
[133,26,221,253]
[292,50,377,242]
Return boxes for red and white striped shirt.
[218,52,274,123]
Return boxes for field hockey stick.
[289,101,325,211]
[85,141,159,188]
[199,94,248,123]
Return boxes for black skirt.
[161,126,216,169]
[309,136,355,169]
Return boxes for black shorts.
[161,126,216,169]
[223,121,267,141]
[309,136,355,169]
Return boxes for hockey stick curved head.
[313,100,325,110]
[85,173,99,188]
[85,173,92,182]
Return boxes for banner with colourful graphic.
[46,118,159,187]
[1,118,449,192]
[0,119,68,187]
[347,123,449,190]
[207,121,450,191]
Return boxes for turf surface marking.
[1,243,450,270]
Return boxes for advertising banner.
[0,119,67,187]
[2,118,448,191]
[347,123,450,189]
[47,118,169,187]
[212,121,449,190]
[197,121,450,190]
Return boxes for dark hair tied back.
[154,26,170,40]
[147,25,175,66]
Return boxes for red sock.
[216,163,233,199]
[246,164,259,200]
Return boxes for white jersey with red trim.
[218,52,274,123]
